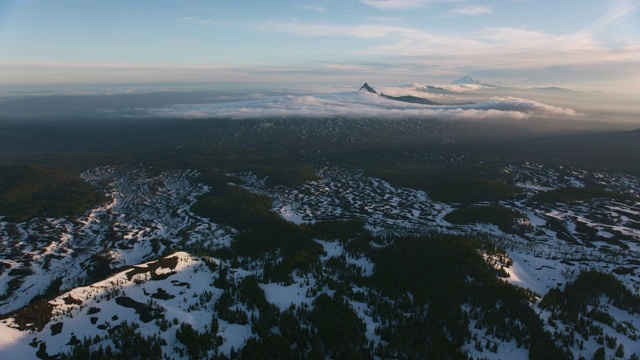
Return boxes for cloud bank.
[143,91,577,121]
[359,0,433,10]
[444,5,492,17]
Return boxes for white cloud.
[176,16,228,27]
[359,0,456,10]
[142,91,577,121]
[366,16,403,23]
[162,38,196,44]
[229,4,632,90]
[584,0,640,34]
[263,22,416,38]
[443,5,492,17]
[0,61,233,72]
[360,26,640,73]
[294,5,328,13]
[323,64,376,71]
[360,0,428,9]
[263,20,640,73]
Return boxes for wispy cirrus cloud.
[366,16,403,23]
[359,0,451,10]
[162,38,197,45]
[176,16,228,27]
[294,4,328,13]
[264,19,640,76]
[262,21,416,38]
[0,61,234,72]
[443,5,492,17]
[581,0,640,34]
[366,26,640,69]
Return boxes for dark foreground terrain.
[1,115,639,359]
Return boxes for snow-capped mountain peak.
[451,75,482,85]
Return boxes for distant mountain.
[425,85,448,91]
[359,83,377,94]
[380,94,441,105]
[450,75,497,87]
[422,85,458,95]
[451,75,481,85]
[402,82,458,94]
[359,83,441,105]
[532,86,575,92]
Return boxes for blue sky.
[0,0,638,91]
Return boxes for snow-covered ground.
[236,163,640,297]
[233,166,454,235]
[0,165,232,314]
[0,252,254,359]
[1,160,639,359]
[234,162,640,359]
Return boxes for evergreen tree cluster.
[367,235,570,359]
[0,165,106,222]
[542,270,640,321]
[60,321,164,360]
[444,205,532,234]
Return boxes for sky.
[0,0,639,92]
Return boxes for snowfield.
[0,252,252,359]
[1,160,639,359]
[0,165,231,314]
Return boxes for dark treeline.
[367,235,570,359]
[0,165,106,222]
[531,186,636,204]
[444,205,532,234]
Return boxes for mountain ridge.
[359,82,441,105]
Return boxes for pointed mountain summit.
[359,83,377,94]
[357,82,442,105]
[451,75,481,85]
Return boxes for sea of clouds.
[142,91,577,121]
